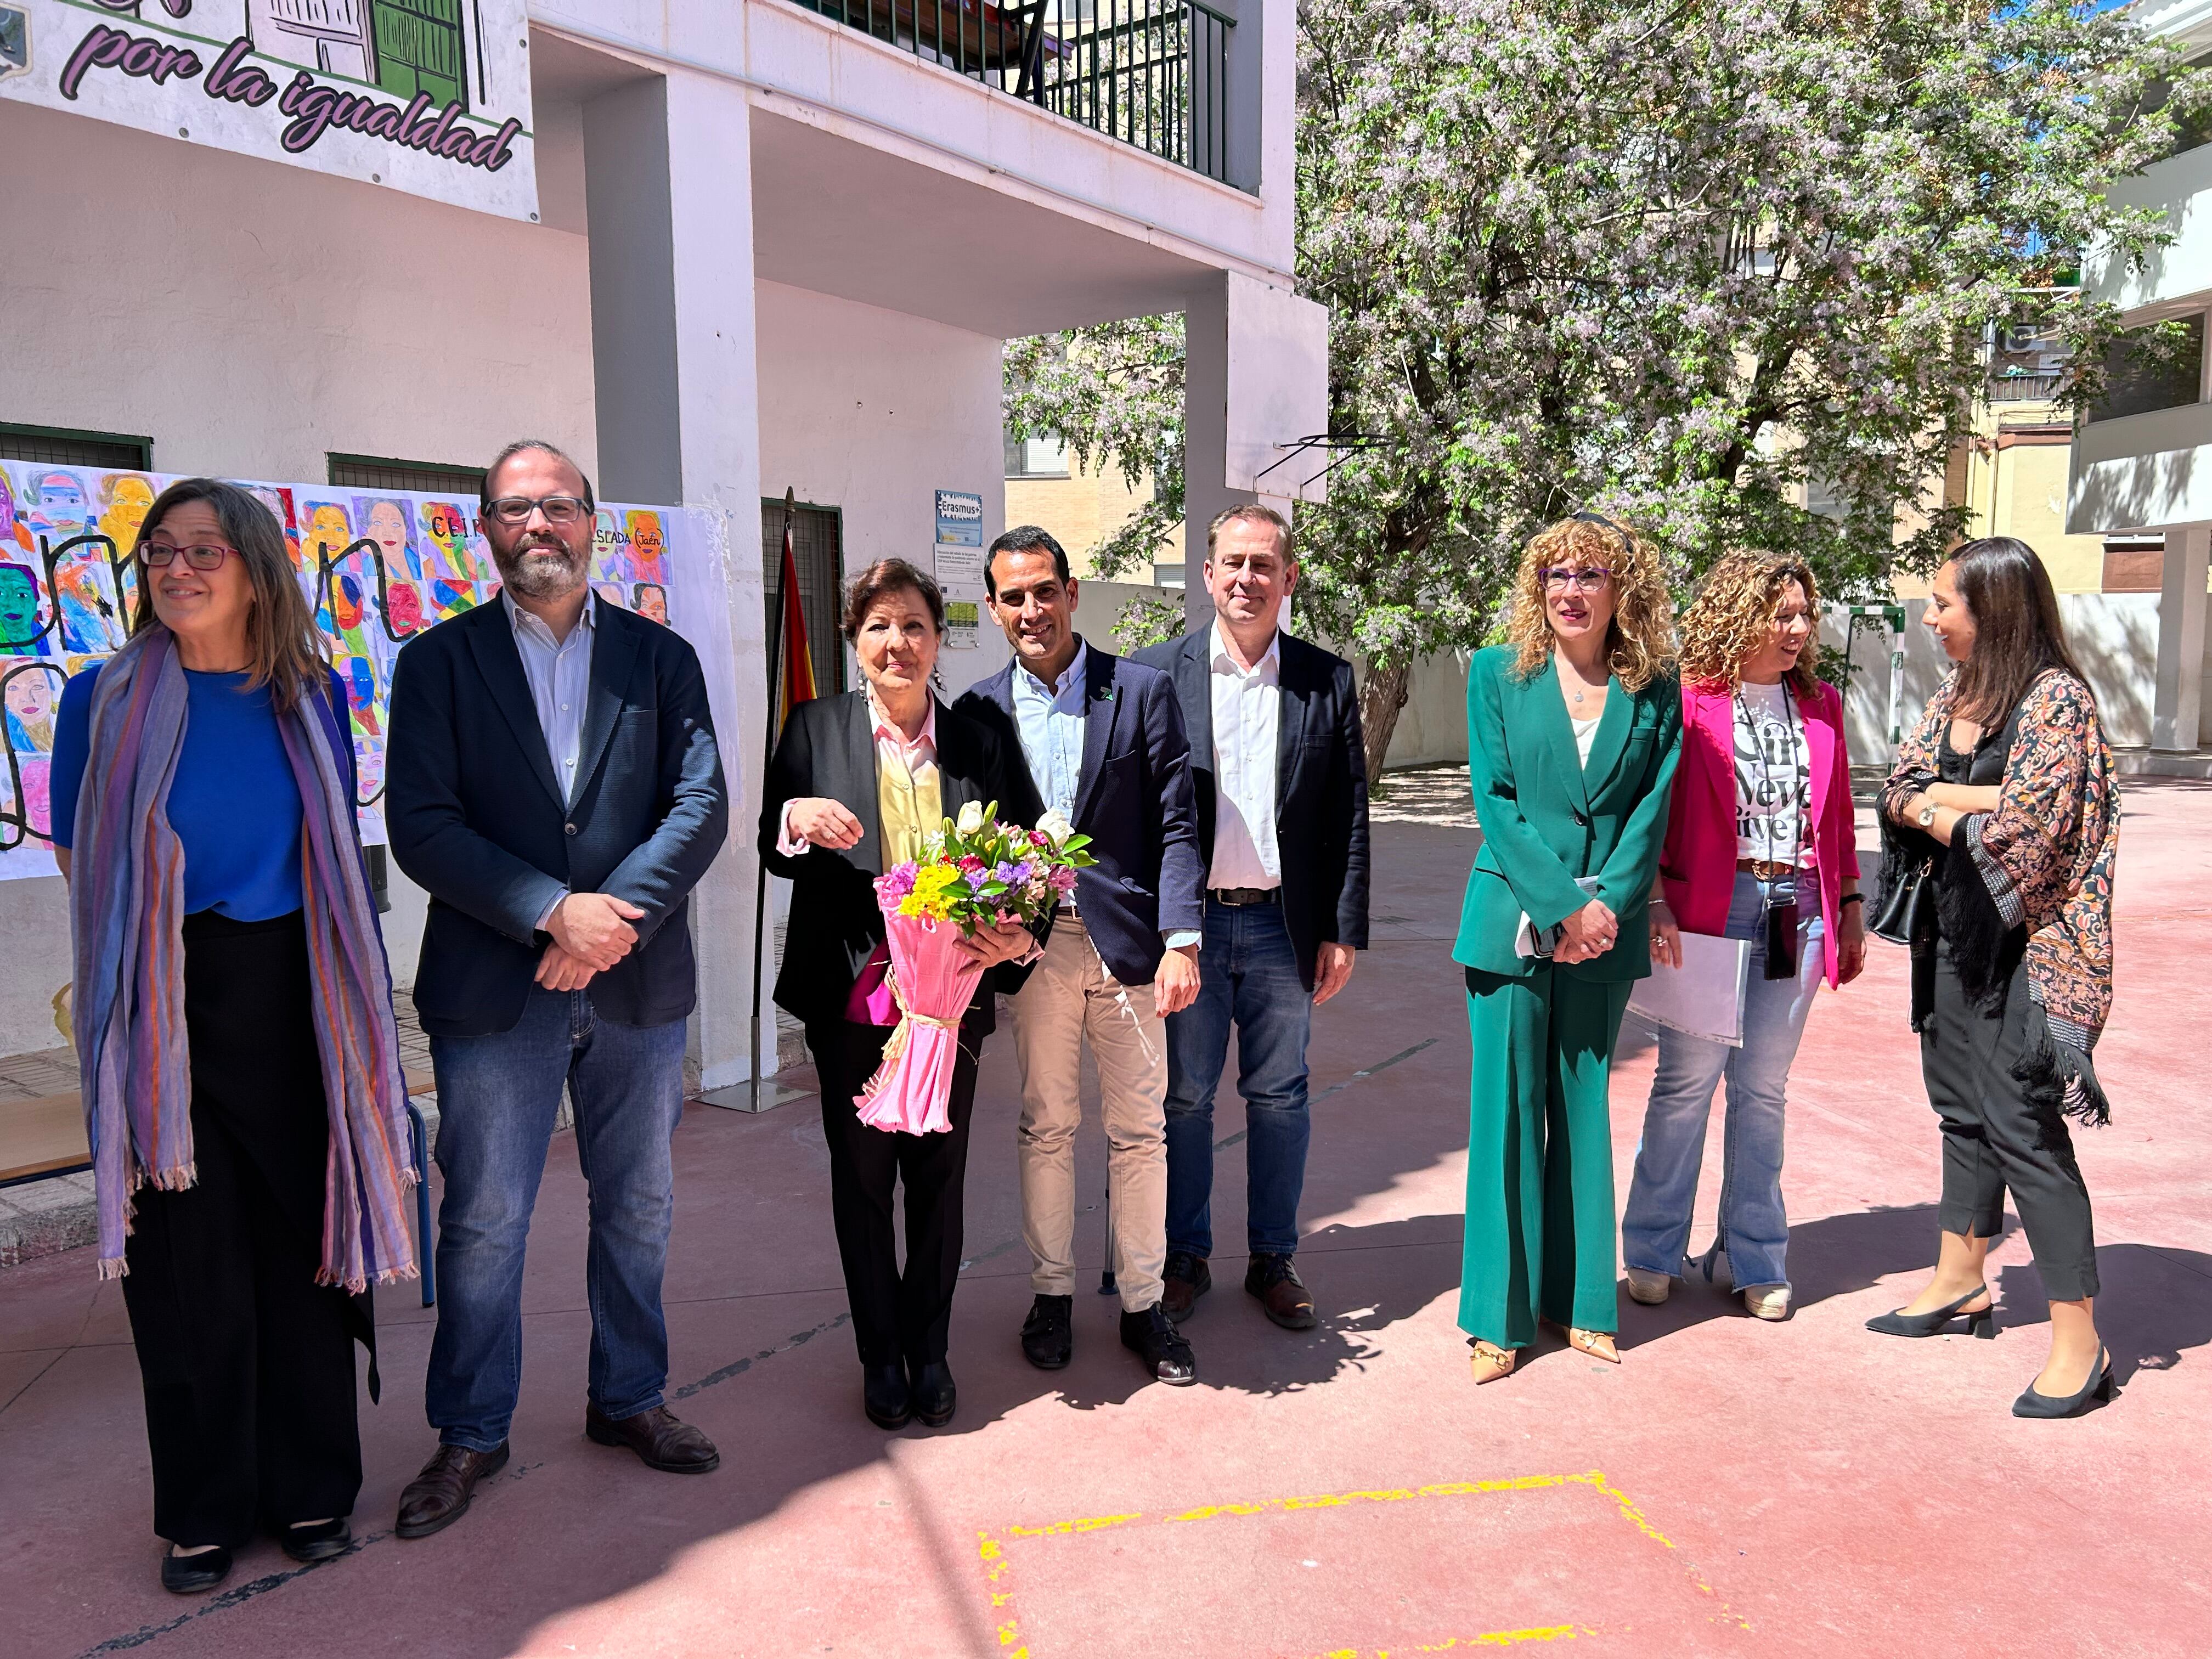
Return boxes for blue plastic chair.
[405,1099,436,1307]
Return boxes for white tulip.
[956,800,987,836]
[1037,808,1075,847]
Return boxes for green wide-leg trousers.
[1457,965,1632,1349]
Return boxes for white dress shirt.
[1207,620,1283,891]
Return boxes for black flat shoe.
[1119,1304,1198,1385]
[280,1517,352,1564]
[908,1359,957,1427]
[2013,1347,2115,1419]
[161,1545,233,1595]
[863,1362,912,1430]
[1021,1294,1074,1370]
[1866,1284,1995,1340]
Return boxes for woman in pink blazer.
[1621,552,1866,1320]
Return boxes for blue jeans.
[1163,898,1313,1259]
[1621,873,1824,1291]
[424,988,689,1451]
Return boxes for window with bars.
[328,453,488,495]
[763,501,847,709]
[0,423,153,470]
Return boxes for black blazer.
[1134,628,1371,991]
[759,690,1033,1032]
[953,641,1204,988]
[386,599,730,1037]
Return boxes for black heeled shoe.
[1866,1284,1996,1340]
[280,1517,353,1564]
[160,1545,233,1595]
[908,1359,957,1428]
[2013,1347,2115,1419]
[863,1362,913,1430]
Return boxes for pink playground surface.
[3,778,2209,1657]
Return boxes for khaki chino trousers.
[1008,917,1170,1313]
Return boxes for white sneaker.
[1624,1267,1671,1306]
[1742,1284,1792,1321]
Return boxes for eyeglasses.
[1539,566,1613,593]
[141,541,238,571]
[484,494,589,527]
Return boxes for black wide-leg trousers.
[1920,942,2099,1302]
[119,910,366,1548]
[807,1017,983,1369]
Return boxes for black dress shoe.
[585,1404,721,1472]
[160,1545,233,1595]
[279,1517,353,1564]
[908,1359,957,1427]
[396,1442,510,1540]
[1162,1252,1211,1324]
[1120,1304,1198,1385]
[1022,1294,1074,1370]
[1246,1254,1318,1330]
[864,1362,913,1429]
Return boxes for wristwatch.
[1916,799,1939,830]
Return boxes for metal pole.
[750,488,798,1111]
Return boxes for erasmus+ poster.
[0,0,537,221]
[0,461,701,878]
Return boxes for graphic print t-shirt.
[1735,682,1814,868]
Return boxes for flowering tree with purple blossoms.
[1006,0,2196,778]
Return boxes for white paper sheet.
[1627,933,1752,1048]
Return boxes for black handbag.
[1868,854,1932,946]
[1870,810,1938,947]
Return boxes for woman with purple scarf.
[52,478,416,1594]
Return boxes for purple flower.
[879,861,919,900]
[994,860,1035,889]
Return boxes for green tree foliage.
[1007,0,2194,774]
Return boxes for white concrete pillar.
[2153,524,2209,753]
[584,72,768,1088]
[1181,273,1300,633]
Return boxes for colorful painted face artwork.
[0,461,700,879]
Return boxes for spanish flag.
[777,512,819,723]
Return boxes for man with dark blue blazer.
[953,527,1205,1385]
[384,440,729,1539]
[1134,505,1370,1333]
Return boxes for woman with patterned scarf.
[50,479,416,1592]
[1871,537,2121,1420]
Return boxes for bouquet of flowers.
[855,802,1093,1134]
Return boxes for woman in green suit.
[1455,514,1681,1383]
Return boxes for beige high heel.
[1469,1339,1516,1384]
[1547,1319,1620,1364]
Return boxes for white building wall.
[0,97,600,1058]
[753,280,1012,698]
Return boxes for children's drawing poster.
[0,460,693,879]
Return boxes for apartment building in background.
[0,0,1329,1084]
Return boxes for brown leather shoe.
[1161,1251,1211,1324]
[1245,1254,1317,1330]
[584,1403,721,1473]
[395,1442,509,1541]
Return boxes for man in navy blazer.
[954,527,1205,1386]
[1134,504,1370,1334]
[385,440,729,1539]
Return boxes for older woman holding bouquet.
[761,559,1035,1431]
[1623,551,1864,1322]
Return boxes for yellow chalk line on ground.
[974,1470,1750,1657]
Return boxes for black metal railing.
[794,0,1235,183]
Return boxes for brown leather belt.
[1737,859,1798,881]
